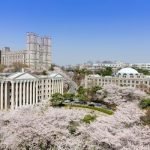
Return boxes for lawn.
[64,104,113,115]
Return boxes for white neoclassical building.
[85,67,150,93]
[0,72,63,110]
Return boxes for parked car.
[79,101,87,104]
[94,103,102,107]
[72,100,80,104]
[88,102,95,107]
[87,102,102,107]
[72,100,87,105]
[64,100,71,103]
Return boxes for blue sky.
[0,0,150,65]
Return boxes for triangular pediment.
[16,73,37,80]
[8,72,38,80]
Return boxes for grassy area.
[140,98,150,109]
[64,104,113,115]
[140,108,150,126]
[82,114,97,124]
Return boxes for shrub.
[50,93,64,107]
[68,120,79,135]
[82,114,97,124]
[63,93,75,101]
[42,70,47,75]
[140,98,150,109]
[140,108,150,125]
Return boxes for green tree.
[63,93,75,100]
[140,98,150,109]
[135,68,150,75]
[76,86,88,101]
[72,69,92,85]
[42,70,47,75]
[90,86,102,94]
[0,64,5,72]
[49,64,55,71]
[82,114,97,124]
[77,86,86,95]
[76,94,88,101]
[50,93,64,106]
[96,67,113,76]
[140,108,150,125]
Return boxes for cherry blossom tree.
[0,85,149,150]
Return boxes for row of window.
[88,78,150,86]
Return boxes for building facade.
[0,32,51,71]
[1,47,26,66]
[131,63,150,71]
[0,72,63,110]
[26,32,51,70]
[85,68,150,93]
[79,61,128,71]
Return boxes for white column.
[58,80,60,93]
[56,80,57,93]
[59,80,61,93]
[1,82,3,110]
[33,81,35,105]
[26,81,29,105]
[41,80,44,100]
[61,80,63,94]
[11,81,14,110]
[49,80,51,98]
[15,82,18,108]
[19,81,22,107]
[51,80,53,95]
[30,81,32,105]
[45,79,47,99]
[23,81,26,105]
[36,81,38,104]
[54,80,56,93]
[5,82,7,110]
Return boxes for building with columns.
[85,67,150,93]
[0,72,63,110]
[0,32,51,71]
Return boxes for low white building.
[132,63,150,70]
[80,61,128,71]
[0,72,63,110]
[85,68,150,93]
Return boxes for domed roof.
[117,68,139,75]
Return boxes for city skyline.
[0,0,150,65]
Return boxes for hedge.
[65,104,113,115]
